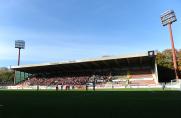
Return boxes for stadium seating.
[16,68,156,88]
[129,80,156,86]
[17,76,90,86]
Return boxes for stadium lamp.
[15,40,25,66]
[148,51,155,57]
[160,10,178,79]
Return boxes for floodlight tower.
[15,40,25,66]
[160,10,178,79]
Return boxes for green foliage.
[156,49,181,69]
[156,49,181,79]
[178,49,181,71]
[156,49,173,69]
[0,67,14,83]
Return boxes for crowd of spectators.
[0,82,14,86]
[19,76,90,86]
[17,68,155,87]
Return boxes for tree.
[177,49,181,77]
[156,49,173,69]
[0,67,14,84]
[156,49,181,80]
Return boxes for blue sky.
[0,0,181,67]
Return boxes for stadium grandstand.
[11,51,159,90]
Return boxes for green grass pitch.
[0,88,181,118]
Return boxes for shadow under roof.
[12,51,157,73]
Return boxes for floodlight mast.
[15,40,25,66]
[161,10,178,79]
[18,48,21,66]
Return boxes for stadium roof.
[12,51,157,73]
